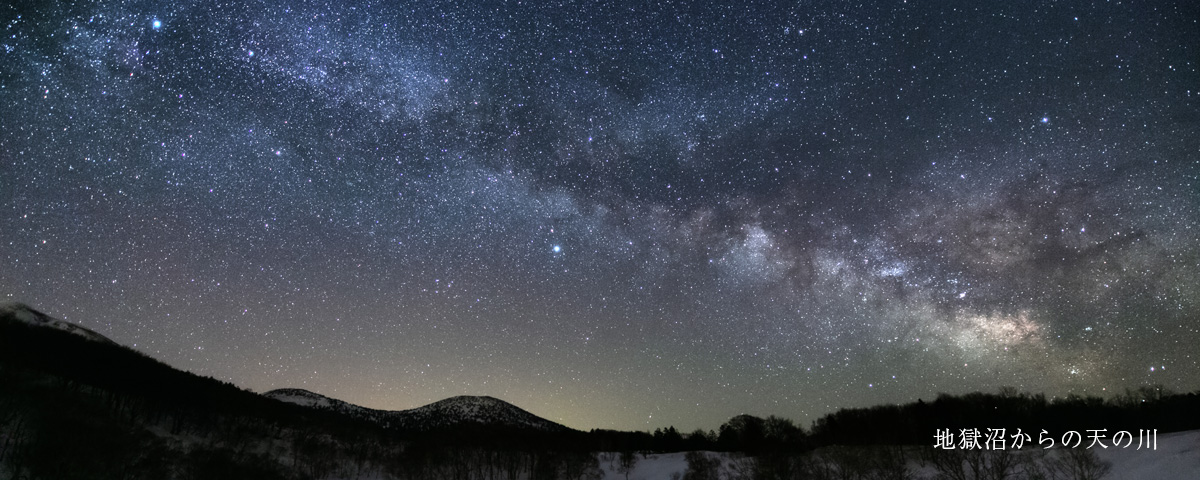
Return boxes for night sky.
[2,0,1198,432]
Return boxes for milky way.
[2,1,1198,431]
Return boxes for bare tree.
[867,445,913,480]
[0,400,27,466]
[1047,447,1111,480]
[558,451,603,480]
[682,451,721,480]
[617,450,638,480]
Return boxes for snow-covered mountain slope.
[264,388,570,432]
[263,388,396,425]
[0,301,116,345]
[266,388,350,409]
[398,395,569,431]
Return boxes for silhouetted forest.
[588,383,1200,453]
[2,312,1197,479]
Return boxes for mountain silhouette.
[265,388,571,432]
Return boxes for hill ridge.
[0,301,116,345]
[263,388,571,433]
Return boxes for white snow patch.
[0,301,115,344]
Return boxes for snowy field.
[597,451,693,480]
[1099,429,1200,480]
[596,429,1200,480]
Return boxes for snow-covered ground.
[595,429,1200,480]
[1102,429,1200,480]
[597,451,689,480]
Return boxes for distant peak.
[264,388,332,403]
[405,394,569,432]
[264,388,361,411]
[0,300,39,318]
[435,395,505,404]
[265,388,325,398]
[264,389,570,432]
[0,301,116,345]
[423,395,520,411]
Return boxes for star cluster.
[2,0,1198,431]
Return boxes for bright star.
[152,19,162,29]
[552,245,561,253]
[1041,117,1049,123]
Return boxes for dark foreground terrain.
[2,302,1197,479]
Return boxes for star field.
[2,0,1198,431]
